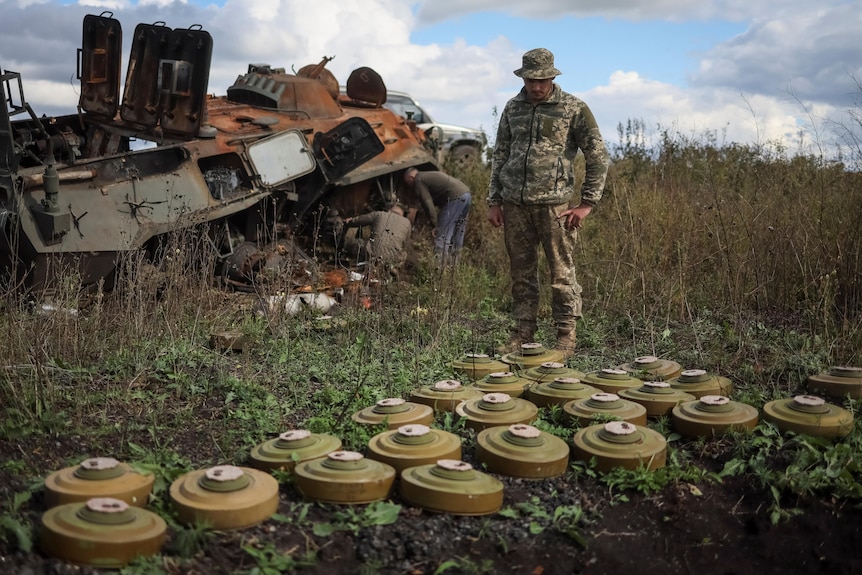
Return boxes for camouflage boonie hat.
[513,48,562,79]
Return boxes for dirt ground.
[1,426,860,575]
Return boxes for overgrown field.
[1,132,861,574]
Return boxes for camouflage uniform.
[343,210,412,267]
[488,52,609,340]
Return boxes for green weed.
[498,496,588,546]
[0,490,33,552]
[270,502,313,529]
[240,542,317,575]
[126,442,193,515]
[435,409,467,434]
[720,421,862,523]
[119,556,171,575]
[532,404,577,440]
[311,501,401,536]
[434,556,496,575]
[599,462,667,497]
[166,520,214,559]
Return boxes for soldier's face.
[524,77,554,104]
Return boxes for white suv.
[383,90,486,167]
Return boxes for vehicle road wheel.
[450,144,479,169]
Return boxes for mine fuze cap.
[514,48,562,79]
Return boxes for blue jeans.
[435,193,472,264]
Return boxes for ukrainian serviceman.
[343,206,413,275]
[487,48,609,356]
[403,168,472,266]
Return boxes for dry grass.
[588,138,862,355]
[453,134,861,361]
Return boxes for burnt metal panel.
[345,67,387,107]
[78,12,123,118]
[227,73,342,119]
[227,71,287,109]
[247,129,316,188]
[1,71,22,200]
[121,22,172,126]
[159,25,213,137]
[312,117,384,182]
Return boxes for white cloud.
[139,0,188,6]
[692,4,862,106]
[413,0,816,24]
[579,69,845,157]
[0,0,858,161]
[76,0,132,9]
[13,78,81,109]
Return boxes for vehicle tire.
[450,144,479,169]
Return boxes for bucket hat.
[513,48,561,79]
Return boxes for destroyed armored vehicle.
[0,12,438,291]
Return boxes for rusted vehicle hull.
[0,13,437,291]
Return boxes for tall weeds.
[588,129,862,358]
[450,123,861,360]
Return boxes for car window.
[384,94,429,124]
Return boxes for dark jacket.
[413,171,471,223]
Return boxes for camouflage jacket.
[487,84,609,207]
[346,210,412,264]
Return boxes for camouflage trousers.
[503,202,583,335]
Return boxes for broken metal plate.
[247,129,316,187]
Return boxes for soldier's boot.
[554,327,577,358]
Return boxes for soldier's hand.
[558,203,592,230]
[487,205,504,228]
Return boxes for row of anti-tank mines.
[38,343,862,568]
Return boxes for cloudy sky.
[2,0,860,159]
